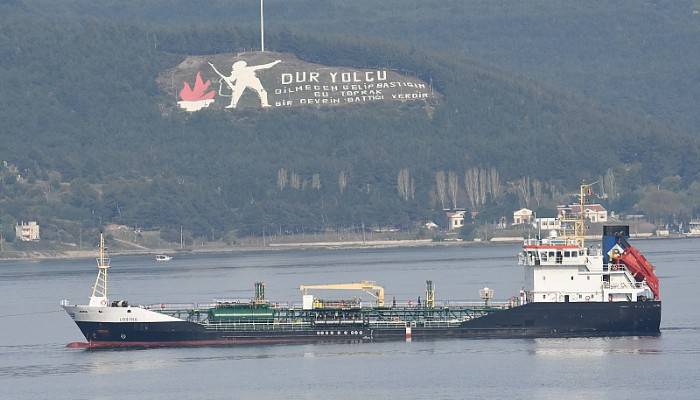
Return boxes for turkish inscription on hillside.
[167,52,436,112]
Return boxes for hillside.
[1,4,699,246]
[14,0,700,133]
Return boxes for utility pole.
[180,225,184,249]
[260,0,265,52]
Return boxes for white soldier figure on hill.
[208,59,281,108]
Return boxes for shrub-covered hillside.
[1,4,699,244]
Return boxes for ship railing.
[143,303,218,312]
[603,282,645,290]
[313,319,364,325]
[422,320,464,328]
[368,321,412,328]
[366,320,465,329]
[142,301,510,312]
[604,264,628,272]
[266,302,318,309]
[204,321,313,331]
[436,301,510,309]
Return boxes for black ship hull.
[71,301,661,349]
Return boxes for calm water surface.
[1,239,699,399]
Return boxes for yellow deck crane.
[299,281,385,307]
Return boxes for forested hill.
[12,0,700,133]
[1,3,699,245]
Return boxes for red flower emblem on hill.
[179,72,215,101]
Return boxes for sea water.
[1,239,698,400]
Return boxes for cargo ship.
[62,184,661,349]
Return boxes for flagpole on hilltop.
[260,0,265,52]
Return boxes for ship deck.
[140,301,513,330]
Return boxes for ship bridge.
[518,183,658,304]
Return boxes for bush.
[459,223,477,240]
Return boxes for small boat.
[154,255,172,262]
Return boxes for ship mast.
[89,233,111,307]
[574,182,596,247]
[561,182,595,248]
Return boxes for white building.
[557,204,608,223]
[688,220,700,236]
[16,221,40,241]
[512,208,533,225]
[534,217,561,231]
[445,210,466,231]
[423,221,439,230]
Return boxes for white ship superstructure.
[519,183,659,305]
[520,237,653,303]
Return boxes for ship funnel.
[603,225,629,265]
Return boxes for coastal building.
[423,221,439,230]
[557,204,608,223]
[688,220,700,236]
[512,208,533,225]
[16,221,40,241]
[445,210,466,231]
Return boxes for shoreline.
[0,238,501,262]
[1,234,697,262]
